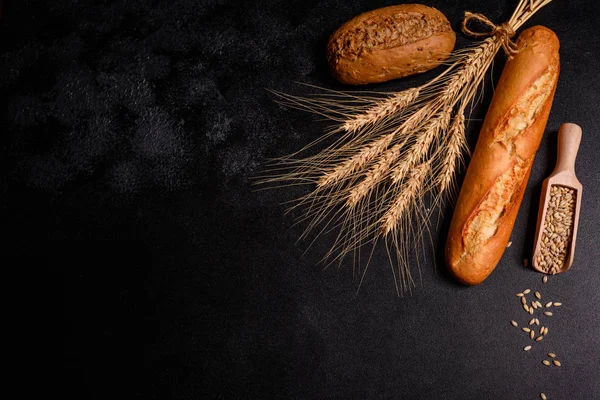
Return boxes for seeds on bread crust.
[327,5,456,84]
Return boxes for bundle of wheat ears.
[260,0,553,294]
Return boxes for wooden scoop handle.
[554,123,582,174]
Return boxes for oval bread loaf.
[326,4,455,85]
[445,26,560,285]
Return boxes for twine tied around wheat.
[261,0,554,295]
[462,11,519,56]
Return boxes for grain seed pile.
[536,185,576,274]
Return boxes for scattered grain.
[523,289,531,294]
[553,360,561,366]
[545,302,552,308]
[542,360,551,366]
[511,320,518,327]
[548,353,556,358]
[553,302,562,307]
[543,275,548,284]
[535,291,542,299]
[544,311,553,317]
[524,345,532,351]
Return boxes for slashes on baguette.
[445,26,560,285]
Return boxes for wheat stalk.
[260,0,554,295]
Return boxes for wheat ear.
[344,102,440,206]
[389,109,451,185]
[346,142,402,207]
[437,112,467,196]
[381,161,431,236]
[316,132,396,187]
[342,88,420,133]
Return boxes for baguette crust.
[327,4,455,85]
[446,26,560,285]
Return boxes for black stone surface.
[2,0,599,398]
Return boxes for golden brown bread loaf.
[326,4,455,85]
[445,26,560,285]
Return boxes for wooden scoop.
[532,123,583,274]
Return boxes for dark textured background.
[2,0,599,398]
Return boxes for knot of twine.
[462,12,519,57]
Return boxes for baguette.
[445,26,560,285]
